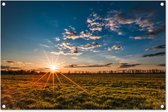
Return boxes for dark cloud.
[61,42,81,55]
[145,26,165,37]
[6,60,15,64]
[157,64,165,67]
[65,63,113,68]
[146,44,165,51]
[142,52,165,57]
[1,65,10,69]
[119,63,140,68]
[1,65,21,70]
[131,26,165,40]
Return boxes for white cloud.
[62,42,79,54]
[89,35,101,40]
[118,32,124,35]
[79,30,92,39]
[135,18,154,32]
[111,45,123,50]
[79,42,102,51]
[51,51,82,56]
[40,44,51,48]
[105,55,127,63]
[71,57,78,60]
[55,37,60,41]
[87,13,103,32]
[64,27,79,40]
[107,47,112,51]
[129,35,154,40]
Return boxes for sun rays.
[33,72,89,95]
[32,50,89,95]
[49,65,58,72]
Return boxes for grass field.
[1,73,165,109]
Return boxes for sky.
[1,1,166,72]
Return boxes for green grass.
[1,73,165,109]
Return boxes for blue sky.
[1,1,165,71]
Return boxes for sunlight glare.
[49,65,57,72]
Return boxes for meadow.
[1,73,165,109]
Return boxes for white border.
[0,0,167,112]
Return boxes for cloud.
[157,64,165,66]
[5,60,26,66]
[51,51,82,56]
[118,32,124,35]
[105,55,128,63]
[107,47,112,51]
[40,44,51,48]
[104,11,136,32]
[130,26,165,40]
[86,10,160,38]
[64,26,79,40]
[86,42,101,49]
[55,37,60,41]
[87,13,103,32]
[89,35,101,40]
[130,35,153,40]
[63,27,102,40]
[112,45,123,50]
[71,57,78,60]
[65,63,113,68]
[79,30,102,40]
[145,26,165,36]
[79,42,102,51]
[142,52,165,57]
[145,44,165,51]
[1,65,21,70]
[6,60,15,64]
[62,42,79,54]
[90,27,102,32]
[119,63,141,68]
[135,18,154,32]
[79,30,92,39]
[108,45,123,51]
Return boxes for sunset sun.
[49,65,57,72]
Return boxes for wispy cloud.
[79,42,102,51]
[130,26,165,40]
[108,45,123,51]
[1,65,21,70]
[51,51,82,56]
[63,42,79,54]
[111,45,123,50]
[64,26,79,40]
[157,64,165,66]
[40,44,51,48]
[63,27,102,40]
[104,10,135,32]
[142,52,165,57]
[65,63,113,68]
[71,57,78,60]
[54,37,61,41]
[1,60,33,70]
[145,44,165,51]
[6,60,15,64]
[87,13,103,32]
[119,63,141,68]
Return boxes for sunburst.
[33,50,89,95]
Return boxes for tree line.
[1,69,165,75]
